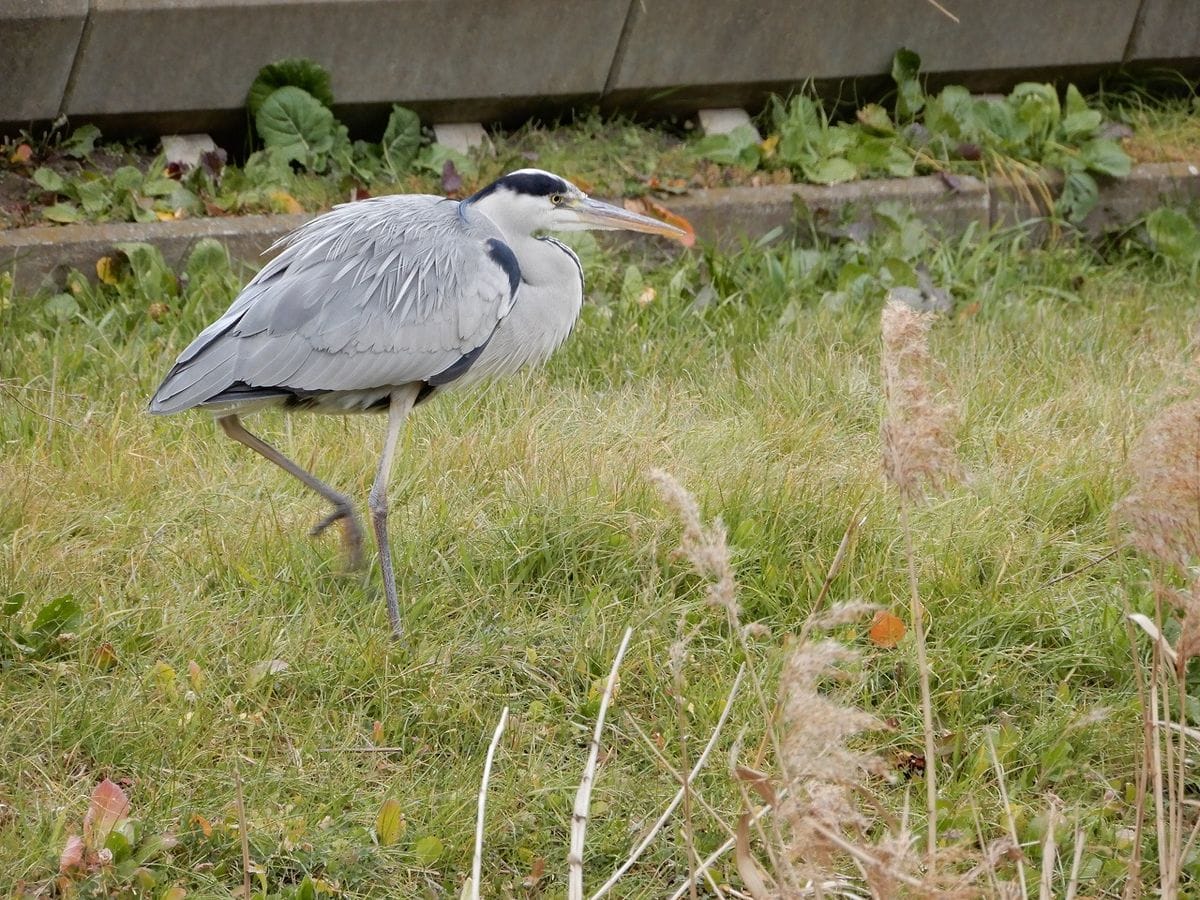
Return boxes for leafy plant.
[690,123,762,169]
[380,104,422,179]
[32,161,199,224]
[247,58,335,117]
[255,85,337,170]
[0,592,82,664]
[1143,206,1200,270]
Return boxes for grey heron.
[149,169,688,637]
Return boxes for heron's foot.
[310,502,365,569]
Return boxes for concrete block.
[0,214,309,295]
[433,123,488,156]
[0,0,88,123]
[698,108,760,138]
[607,0,1141,109]
[63,0,629,129]
[1125,0,1200,67]
[661,174,990,249]
[1081,162,1200,236]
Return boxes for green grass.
[1,219,1197,896]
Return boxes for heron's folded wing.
[150,196,519,412]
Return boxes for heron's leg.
[217,414,365,569]
[368,386,419,639]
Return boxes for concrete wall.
[1,0,1198,136]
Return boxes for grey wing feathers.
[149,196,519,414]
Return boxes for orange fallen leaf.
[624,196,696,247]
[269,190,303,214]
[95,256,120,286]
[11,143,33,165]
[190,812,213,838]
[869,610,906,648]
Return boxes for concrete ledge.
[4,163,1198,295]
[0,0,88,123]
[1,214,309,293]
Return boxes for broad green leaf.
[61,124,101,159]
[924,86,975,141]
[691,125,762,169]
[111,166,144,193]
[414,142,477,178]
[1146,207,1200,266]
[891,48,924,119]
[45,292,80,319]
[76,178,110,215]
[802,157,857,185]
[412,835,444,865]
[376,798,405,846]
[1064,83,1089,118]
[381,105,422,178]
[1,593,25,617]
[32,167,67,194]
[1057,170,1099,224]
[856,103,894,134]
[247,57,334,116]
[115,242,176,296]
[1060,109,1102,140]
[185,238,231,283]
[30,595,81,643]
[255,86,336,168]
[1080,138,1131,178]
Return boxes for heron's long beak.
[572,197,691,243]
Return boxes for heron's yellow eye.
[550,194,563,205]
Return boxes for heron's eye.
[550,193,563,206]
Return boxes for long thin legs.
[369,386,420,639]
[217,414,365,568]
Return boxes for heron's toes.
[310,503,366,569]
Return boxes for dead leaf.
[92,642,118,671]
[625,196,696,247]
[375,797,405,846]
[59,834,85,873]
[147,303,170,322]
[246,659,289,690]
[190,812,213,838]
[11,144,33,165]
[637,286,656,307]
[268,190,303,215]
[83,779,130,852]
[187,660,205,691]
[734,765,777,806]
[441,160,462,195]
[759,134,780,158]
[735,813,772,898]
[869,610,907,648]
[522,856,546,888]
[372,720,385,745]
[95,256,120,286]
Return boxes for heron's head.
[466,169,689,243]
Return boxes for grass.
[1,214,1199,896]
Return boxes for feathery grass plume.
[648,467,738,617]
[777,639,884,879]
[880,299,961,501]
[1119,397,1200,573]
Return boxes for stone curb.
[3,162,1199,296]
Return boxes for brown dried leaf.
[82,779,130,852]
[734,765,777,807]
[735,813,772,898]
[59,834,85,873]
